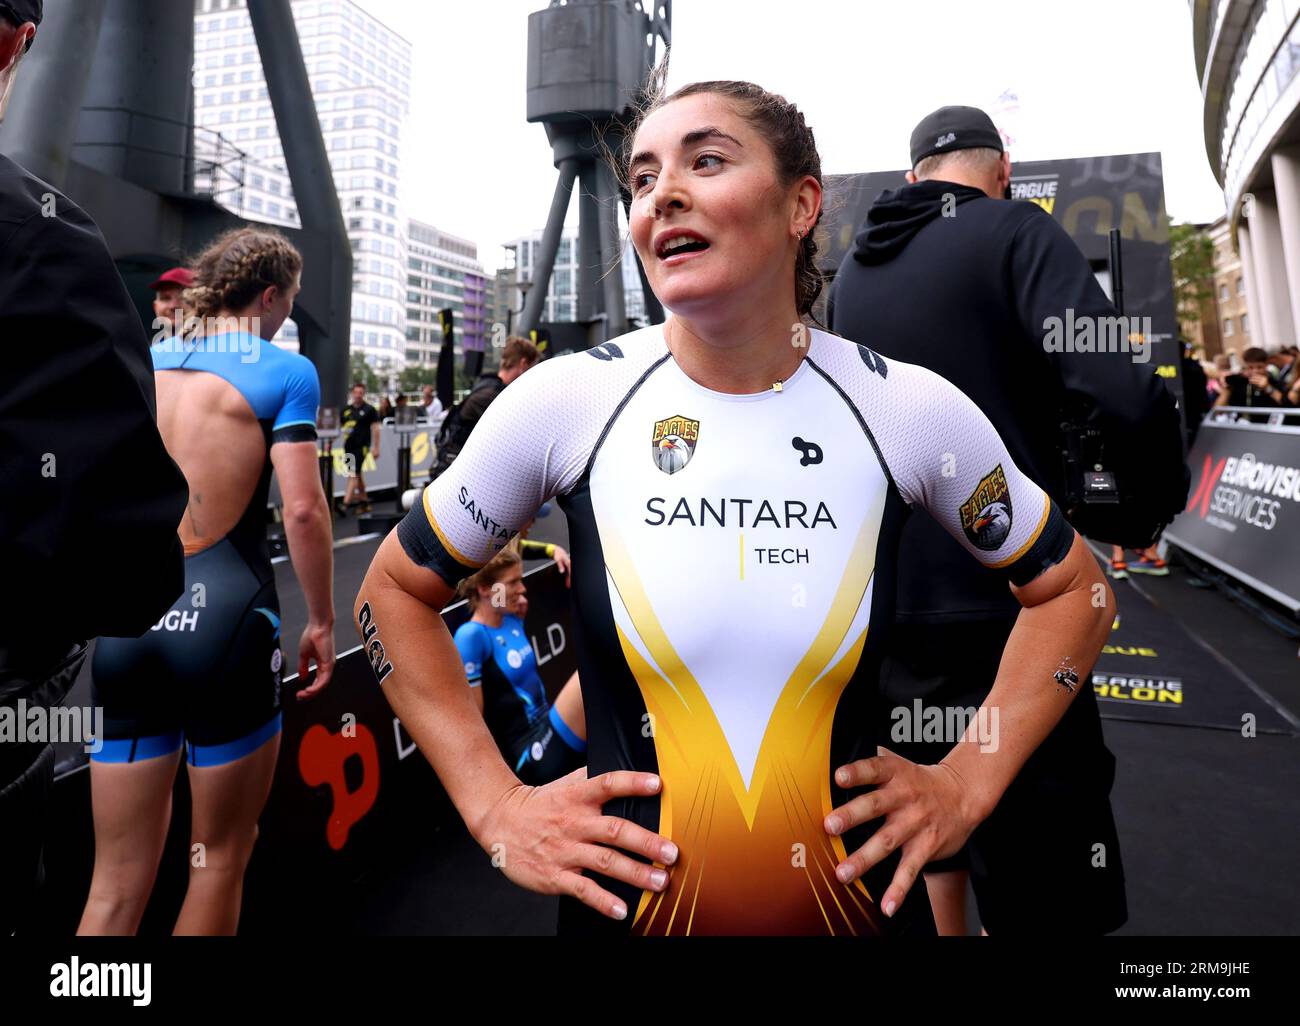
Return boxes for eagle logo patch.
[960,464,1013,550]
[651,415,699,475]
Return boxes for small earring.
[796,228,805,240]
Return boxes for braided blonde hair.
[184,227,303,320]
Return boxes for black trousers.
[879,617,1128,935]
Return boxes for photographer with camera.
[1215,346,1291,420]
[828,106,1187,936]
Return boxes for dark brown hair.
[184,227,302,320]
[456,540,523,608]
[612,63,828,322]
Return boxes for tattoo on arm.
[1053,657,1079,694]
[356,599,395,683]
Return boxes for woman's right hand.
[294,620,336,699]
[474,769,677,920]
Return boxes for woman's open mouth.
[655,229,711,263]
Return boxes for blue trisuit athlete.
[453,613,585,785]
[91,332,320,766]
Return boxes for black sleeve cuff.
[1006,500,1074,587]
[396,503,480,589]
[271,424,318,445]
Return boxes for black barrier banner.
[1164,423,1300,612]
[254,562,577,885]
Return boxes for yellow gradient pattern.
[602,513,888,935]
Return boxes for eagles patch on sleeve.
[960,464,1013,551]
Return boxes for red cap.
[149,267,194,291]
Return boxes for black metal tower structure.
[519,0,670,342]
[0,0,352,406]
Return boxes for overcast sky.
[357,0,1225,274]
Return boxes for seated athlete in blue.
[453,541,585,785]
[82,228,336,936]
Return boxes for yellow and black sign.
[1092,673,1184,704]
[960,464,1013,550]
[651,414,700,475]
[1010,174,1059,214]
[1101,644,1158,657]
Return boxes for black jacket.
[434,371,505,473]
[829,180,1185,622]
[0,154,188,644]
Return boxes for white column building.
[1193,0,1300,351]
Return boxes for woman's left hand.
[824,746,980,918]
[553,545,572,585]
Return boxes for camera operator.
[828,105,1186,936]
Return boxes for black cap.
[1,0,42,28]
[909,105,1004,168]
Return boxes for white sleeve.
[849,347,1075,585]
[395,356,587,586]
[393,332,665,586]
[821,335,1076,585]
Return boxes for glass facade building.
[193,0,411,369]
[406,221,489,369]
